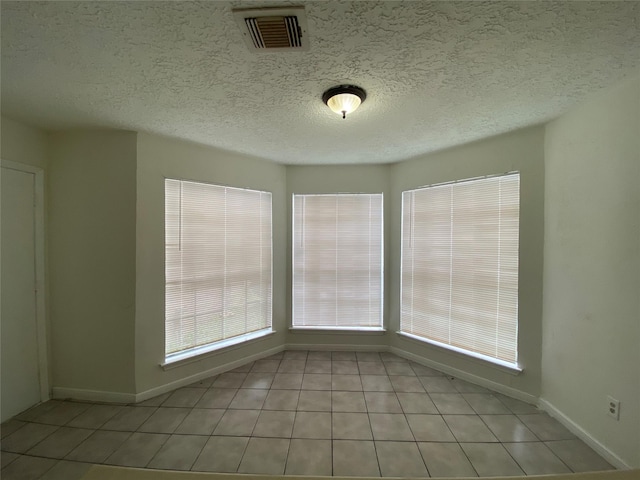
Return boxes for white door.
[1,163,46,422]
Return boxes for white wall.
[542,73,640,468]
[285,165,391,349]
[389,127,546,399]
[1,116,48,169]
[48,131,137,396]
[135,133,287,394]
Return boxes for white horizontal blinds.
[401,173,520,365]
[293,194,383,328]
[165,179,272,356]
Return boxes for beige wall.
[1,116,48,169]
[135,133,287,394]
[542,73,640,468]
[48,131,137,395]
[285,165,391,349]
[389,126,546,398]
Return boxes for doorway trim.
[1,159,49,402]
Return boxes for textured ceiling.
[2,1,639,164]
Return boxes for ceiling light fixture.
[322,85,366,119]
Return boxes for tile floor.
[1,350,615,479]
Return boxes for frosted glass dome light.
[322,85,367,119]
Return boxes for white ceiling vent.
[233,6,309,51]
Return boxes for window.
[400,173,520,368]
[165,179,272,362]
[292,193,384,330]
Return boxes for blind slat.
[400,173,520,365]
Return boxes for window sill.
[161,328,275,370]
[289,326,386,335]
[396,331,523,375]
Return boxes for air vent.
[233,7,309,51]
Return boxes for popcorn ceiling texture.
[1,1,639,164]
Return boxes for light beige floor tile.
[278,360,306,373]
[519,413,575,440]
[32,402,91,426]
[292,411,331,439]
[191,436,248,472]
[460,442,525,477]
[380,352,407,363]
[283,351,308,361]
[451,378,489,393]
[162,388,205,408]
[67,404,123,429]
[495,394,539,414]
[39,460,92,480]
[430,393,475,414]
[65,430,131,463]
[15,401,61,422]
[384,362,416,376]
[251,359,281,373]
[480,414,538,442]
[1,451,20,469]
[263,389,300,411]
[463,393,511,414]
[252,410,295,437]
[375,441,429,477]
[332,361,359,374]
[406,414,456,442]
[138,407,189,433]
[361,375,394,392]
[302,373,332,390]
[240,372,274,389]
[195,389,236,408]
[389,375,425,392]
[105,432,168,467]
[332,374,363,391]
[285,438,332,475]
[230,362,254,373]
[443,415,499,442]
[356,352,382,362]
[358,362,387,375]
[271,373,303,390]
[147,434,207,470]
[1,419,26,439]
[546,439,615,472]
[397,393,439,414]
[227,389,268,409]
[101,406,156,432]
[333,440,380,477]
[186,376,217,388]
[297,391,331,411]
[332,391,367,412]
[419,376,457,393]
[364,392,402,413]
[410,363,445,376]
[1,422,59,453]
[136,393,172,407]
[305,360,332,373]
[212,409,259,436]
[0,455,58,480]
[369,413,414,440]
[307,351,331,361]
[418,442,478,477]
[238,437,289,474]
[174,408,224,435]
[332,412,373,440]
[504,442,571,475]
[212,373,247,389]
[332,351,357,361]
[28,426,94,458]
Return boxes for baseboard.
[52,387,136,404]
[538,398,631,470]
[389,346,539,405]
[285,343,390,352]
[134,344,285,403]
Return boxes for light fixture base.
[322,85,366,119]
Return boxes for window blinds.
[165,179,272,358]
[400,173,520,366]
[293,194,383,329]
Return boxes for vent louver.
[233,7,309,51]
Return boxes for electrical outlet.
[607,396,620,420]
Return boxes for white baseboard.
[538,398,630,470]
[390,346,539,405]
[134,344,285,403]
[285,343,389,352]
[52,387,136,404]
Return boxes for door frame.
[1,159,49,402]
